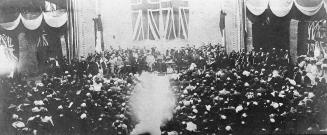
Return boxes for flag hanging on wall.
[131,0,189,41]
[37,30,49,47]
[93,14,104,53]
[219,10,226,35]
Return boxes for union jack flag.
[37,30,49,47]
[131,0,189,41]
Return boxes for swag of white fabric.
[0,10,67,30]
[246,0,327,17]
[21,14,44,30]
[246,0,269,16]
[269,0,294,17]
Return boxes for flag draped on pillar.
[219,10,226,47]
[93,15,104,53]
[290,19,299,63]
[60,35,67,57]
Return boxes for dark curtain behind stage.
[249,5,327,55]
[37,24,65,73]
[0,24,66,75]
[252,20,290,51]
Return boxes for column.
[69,0,96,57]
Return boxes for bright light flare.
[130,72,176,135]
[0,45,16,76]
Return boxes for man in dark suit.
[88,57,106,76]
[77,57,88,78]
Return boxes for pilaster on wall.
[72,0,97,57]
[223,0,245,53]
[290,19,299,64]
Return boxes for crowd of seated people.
[1,44,327,135]
[163,48,327,134]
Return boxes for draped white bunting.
[21,14,43,30]
[246,0,327,17]
[0,14,22,30]
[246,0,269,16]
[0,10,67,30]
[294,0,324,16]
[43,10,68,28]
[269,0,293,17]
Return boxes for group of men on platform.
[46,44,294,78]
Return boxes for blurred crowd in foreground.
[1,43,327,135]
